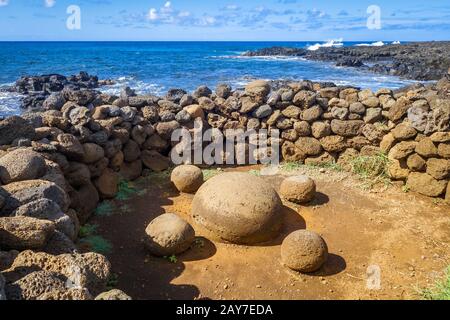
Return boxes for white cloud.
[0,0,9,7]
[203,16,216,25]
[225,4,239,11]
[45,0,56,8]
[147,8,158,21]
[146,1,181,24]
[178,11,191,18]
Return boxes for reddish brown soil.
[89,166,450,300]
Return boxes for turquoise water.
[0,41,417,116]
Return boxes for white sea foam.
[307,38,344,51]
[355,41,385,47]
[211,55,306,62]
[392,41,401,45]
[0,90,23,117]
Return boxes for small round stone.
[170,165,204,194]
[144,213,195,257]
[279,175,316,204]
[281,230,328,273]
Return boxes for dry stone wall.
[1,73,450,299]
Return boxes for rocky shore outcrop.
[1,69,450,299]
[1,71,114,113]
[243,42,450,81]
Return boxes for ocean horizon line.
[0,40,419,43]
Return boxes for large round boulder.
[281,230,328,273]
[170,165,204,193]
[279,175,316,204]
[144,213,195,257]
[191,172,282,244]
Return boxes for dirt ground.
[89,165,450,300]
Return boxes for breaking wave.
[307,39,344,51]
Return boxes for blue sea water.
[0,41,418,117]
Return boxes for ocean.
[0,41,418,117]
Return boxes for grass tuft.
[280,161,343,173]
[79,235,113,255]
[202,168,222,180]
[350,153,391,189]
[165,254,178,263]
[248,169,261,176]
[78,224,98,238]
[306,162,343,172]
[78,223,113,254]
[95,201,116,217]
[280,161,303,172]
[115,180,138,201]
[422,266,450,300]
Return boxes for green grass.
[79,235,113,255]
[349,153,392,189]
[422,267,450,300]
[144,169,172,182]
[165,254,178,263]
[115,180,138,201]
[280,154,391,190]
[248,169,261,176]
[202,168,222,180]
[119,204,133,214]
[280,161,303,172]
[306,162,344,172]
[280,161,343,173]
[78,224,98,238]
[95,201,116,217]
[78,223,113,255]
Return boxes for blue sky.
[0,0,449,41]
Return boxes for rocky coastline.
[0,71,114,114]
[1,69,450,300]
[242,41,450,81]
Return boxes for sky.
[0,0,449,41]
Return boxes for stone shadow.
[311,253,347,277]
[179,237,217,262]
[257,205,307,247]
[306,192,330,206]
